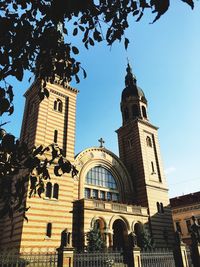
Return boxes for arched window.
[53,183,59,199]
[46,182,52,198]
[142,106,147,118]
[58,101,63,112]
[46,223,52,238]
[54,130,58,143]
[84,166,119,202]
[54,99,63,113]
[54,100,57,111]
[160,203,164,213]
[132,104,139,117]
[146,136,152,147]
[157,202,164,213]
[124,107,129,121]
[156,202,160,213]
[86,166,117,189]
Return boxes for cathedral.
[0,64,175,251]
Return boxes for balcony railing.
[83,198,148,216]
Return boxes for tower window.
[53,183,59,199]
[160,202,164,213]
[46,223,52,238]
[54,130,58,143]
[175,222,182,233]
[46,182,52,198]
[142,106,147,118]
[128,138,134,149]
[151,161,155,174]
[132,104,139,117]
[157,202,164,213]
[54,100,57,110]
[54,99,63,113]
[146,136,152,147]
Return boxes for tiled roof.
[170,191,200,208]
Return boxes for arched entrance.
[134,222,144,248]
[112,219,128,250]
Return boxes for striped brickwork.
[0,81,78,251]
[117,118,175,248]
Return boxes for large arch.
[74,147,134,203]
[110,216,129,250]
[108,215,130,232]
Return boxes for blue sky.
[2,1,200,198]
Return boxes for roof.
[121,63,147,103]
[170,191,200,208]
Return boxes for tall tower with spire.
[116,64,174,248]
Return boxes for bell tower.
[116,64,174,248]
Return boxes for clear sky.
[2,1,200,198]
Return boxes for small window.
[160,203,164,213]
[53,183,59,199]
[157,202,164,213]
[151,162,155,174]
[175,222,182,233]
[54,99,63,113]
[85,188,91,198]
[92,189,98,199]
[128,139,134,149]
[107,192,112,201]
[46,182,52,198]
[46,223,52,238]
[54,101,57,110]
[112,193,119,202]
[142,106,147,118]
[54,130,58,143]
[157,202,160,213]
[58,101,63,112]
[100,191,105,200]
[186,220,191,233]
[146,136,152,147]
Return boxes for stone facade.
[0,64,175,251]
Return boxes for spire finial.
[125,59,136,87]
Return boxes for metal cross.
[98,138,105,148]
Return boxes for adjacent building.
[170,191,200,245]
[0,64,175,251]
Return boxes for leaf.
[181,0,194,9]
[15,63,24,81]
[0,98,10,115]
[73,28,78,36]
[79,25,84,31]
[75,74,80,83]
[136,11,144,22]
[83,68,87,79]
[7,85,14,102]
[72,46,79,54]
[133,10,140,16]
[89,37,94,46]
[124,38,129,50]
[8,105,14,115]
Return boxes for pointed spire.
[125,60,137,88]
